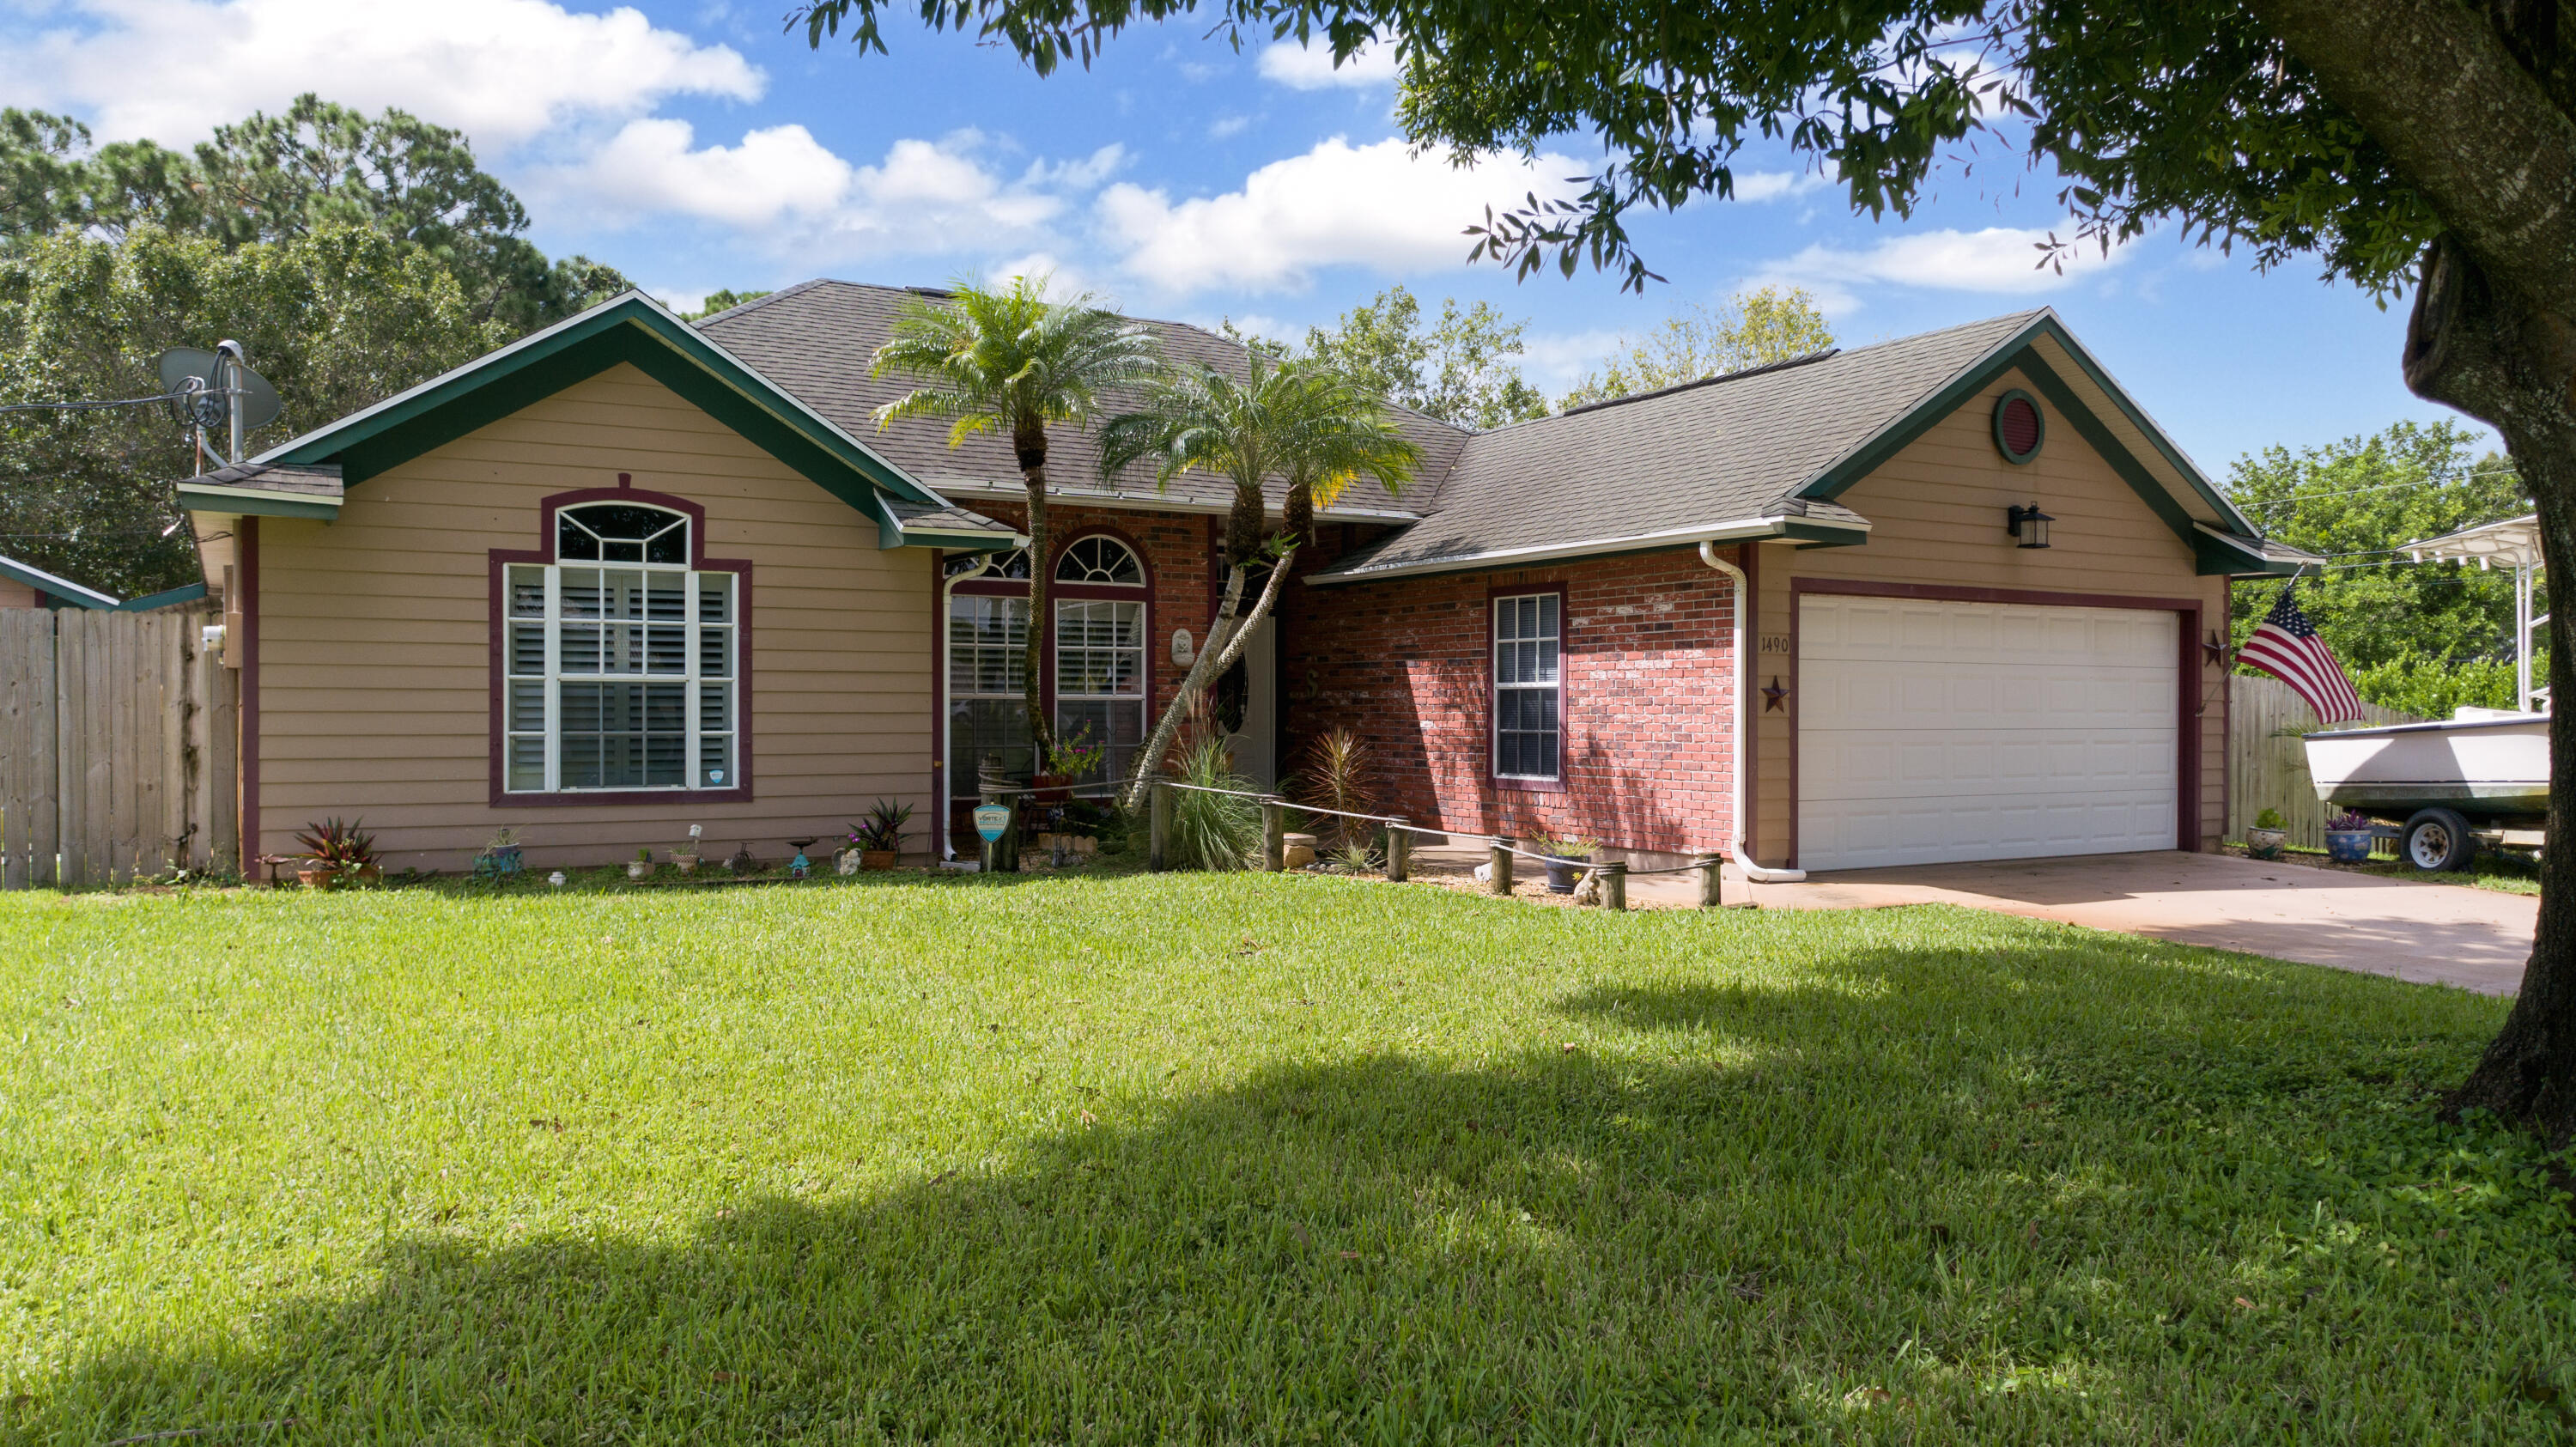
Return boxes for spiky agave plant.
[1298,726,1377,856]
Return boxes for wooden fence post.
[1696,854,1723,909]
[1488,837,1513,895]
[1599,859,1628,912]
[1262,798,1285,872]
[1386,820,1410,882]
[0,611,59,890]
[1148,779,1171,872]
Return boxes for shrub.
[1297,727,1376,853]
[1170,735,1260,871]
[294,817,379,877]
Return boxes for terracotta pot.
[862,848,897,871]
[297,863,379,889]
[1030,772,1073,804]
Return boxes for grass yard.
[3,872,2571,1444]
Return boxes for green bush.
[2349,650,2533,718]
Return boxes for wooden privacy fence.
[2226,672,2422,852]
[0,608,236,888]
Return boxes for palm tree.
[1101,351,1419,808]
[872,276,1161,756]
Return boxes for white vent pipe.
[1698,540,1807,883]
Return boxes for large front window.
[503,503,738,793]
[1055,597,1145,783]
[948,593,1032,793]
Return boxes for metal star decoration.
[1762,676,1789,712]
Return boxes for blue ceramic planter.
[2324,829,2375,864]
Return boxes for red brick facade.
[1279,539,1747,854]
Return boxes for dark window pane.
[556,515,598,560]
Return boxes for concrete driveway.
[1720,851,2532,994]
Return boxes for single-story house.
[173,283,2306,875]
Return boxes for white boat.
[2304,707,2551,819]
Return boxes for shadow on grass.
[26,931,2565,1444]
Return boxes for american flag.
[2239,584,2361,723]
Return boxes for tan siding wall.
[253,363,936,872]
[1748,368,2228,866]
[0,579,38,610]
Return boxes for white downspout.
[938,553,998,861]
[1698,540,1807,883]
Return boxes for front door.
[1218,616,1277,790]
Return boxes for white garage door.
[1797,594,2178,871]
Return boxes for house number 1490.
[1759,635,1792,654]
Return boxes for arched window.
[1056,536,1143,585]
[1053,535,1147,783]
[945,546,1030,581]
[501,496,739,795]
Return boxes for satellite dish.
[153,346,283,432]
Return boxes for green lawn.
[3,872,2570,1443]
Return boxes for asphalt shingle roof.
[1310,311,2046,580]
[696,280,1467,520]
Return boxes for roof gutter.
[1303,513,1868,587]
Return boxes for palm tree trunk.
[1020,456,1054,760]
[1120,543,1298,810]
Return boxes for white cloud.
[566,119,850,227]
[543,125,1128,265]
[0,0,760,146]
[1727,171,1828,204]
[1097,136,1587,294]
[1255,37,1399,89]
[1207,114,1253,140]
[1749,222,2137,313]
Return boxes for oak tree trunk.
[2406,238,2576,1144]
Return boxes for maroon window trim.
[947,527,1156,736]
[486,484,756,808]
[1784,577,2205,867]
[1487,582,1569,794]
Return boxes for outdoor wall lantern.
[2006,504,2053,549]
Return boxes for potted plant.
[2324,811,2378,864]
[295,817,381,888]
[848,799,913,870]
[472,826,523,881]
[1033,728,1107,803]
[2246,808,2288,860]
[628,848,653,880]
[1530,833,1599,894]
[671,824,702,874]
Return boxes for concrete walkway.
[1722,851,2532,994]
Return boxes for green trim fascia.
[118,581,210,611]
[2021,317,2243,527]
[270,299,941,510]
[2011,351,2200,540]
[2193,530,2301,577]
[177,482,341,521]
[0,556,117,609]
[1800,338,2200,548]
[1779,520,1868,549]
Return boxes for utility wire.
[0,395,178,414]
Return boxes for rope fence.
[1133,777,1736,910]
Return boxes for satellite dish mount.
[155,342,280,469]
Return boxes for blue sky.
[2,0,2478,475]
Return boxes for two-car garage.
[1794,593,2184,872]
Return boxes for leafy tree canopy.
[0,225,509,597]
[2225,421,2533,715]
[791,0,2433,299]
[1296,284,1549,430]
[0,96,627,331]
[1560,286,1835,409]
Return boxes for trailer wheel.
[2403,808,2477,872]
